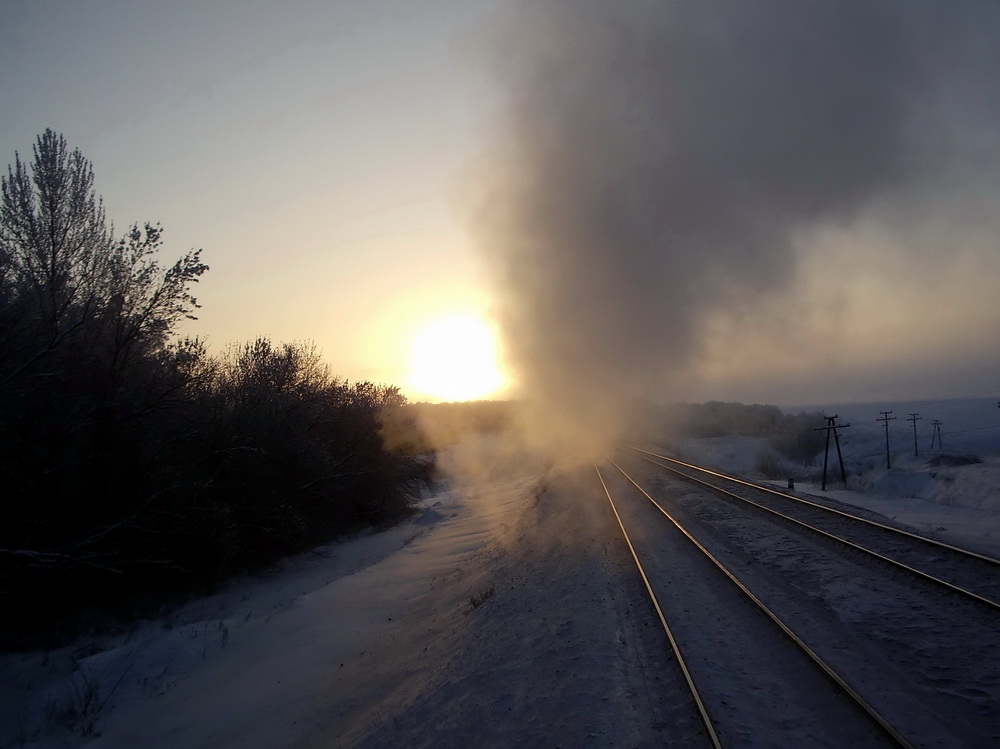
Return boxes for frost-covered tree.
[0,133,426,648]
[0,131,210,607]
[0,129,207,380]
[0,129,112,339]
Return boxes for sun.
[407,314,506,401]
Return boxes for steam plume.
[471,0,1000,446]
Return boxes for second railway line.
[625,444,1000,610]
[598,454,1000,746]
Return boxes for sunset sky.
[4,1,999,408]
[2,0,507,402]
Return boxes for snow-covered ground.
[1,438,680,748]
[4,399,999,748]
[670,397,1000,560]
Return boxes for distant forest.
[382,399,514,455]
[0,131,431,646]
[658,401,826,463]
[386,398,826,467]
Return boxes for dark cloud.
[471,0,1000,439]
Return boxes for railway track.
[596,461,916,748]
[598,456,1000,747]
[623,445,1000,612]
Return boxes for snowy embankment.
[5,400,999,748]
[2,437,679,748]
[668,397,1000,559]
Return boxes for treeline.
[660,401,826,463]
[382,399,516,456]
[0,131,429,644]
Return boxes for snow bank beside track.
[3,440,683,748]
[663,436,1000,559]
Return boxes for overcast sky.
[3,0,999,408]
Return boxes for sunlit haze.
[4,0,1000,415]
[407,313,507,402]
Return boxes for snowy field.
[3,399,1000,747]
[670,397,1000,559]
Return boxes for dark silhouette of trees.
[381,400,516,456]
[0,131,210,592]
[658,401,825,463]
[0,131,429,646]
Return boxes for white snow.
[668,398,1000,560]
[3,438,666,748]
[4,400,1000,747]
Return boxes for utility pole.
[814,415,851,491]
[876,410,896,469]
[907,413,921,457]
[930,419,943,450]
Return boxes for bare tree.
[0,131,210,602]
[1,129,113,340]
[0,133,426,647]
[0,130,208,384]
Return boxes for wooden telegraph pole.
[814,415,850,491]
[930,419,943,450]
[876,410,896,469]
[907,413,921,457]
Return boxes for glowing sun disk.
[408,314,505,401]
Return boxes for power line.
[942,423,1000,436]
[905,386,1000,409]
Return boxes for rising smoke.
[470,0,1000,448]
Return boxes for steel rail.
[626,445,1000,568]
[627,447,1000,613]
[594,464,722,749]
[607,458,915,749]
